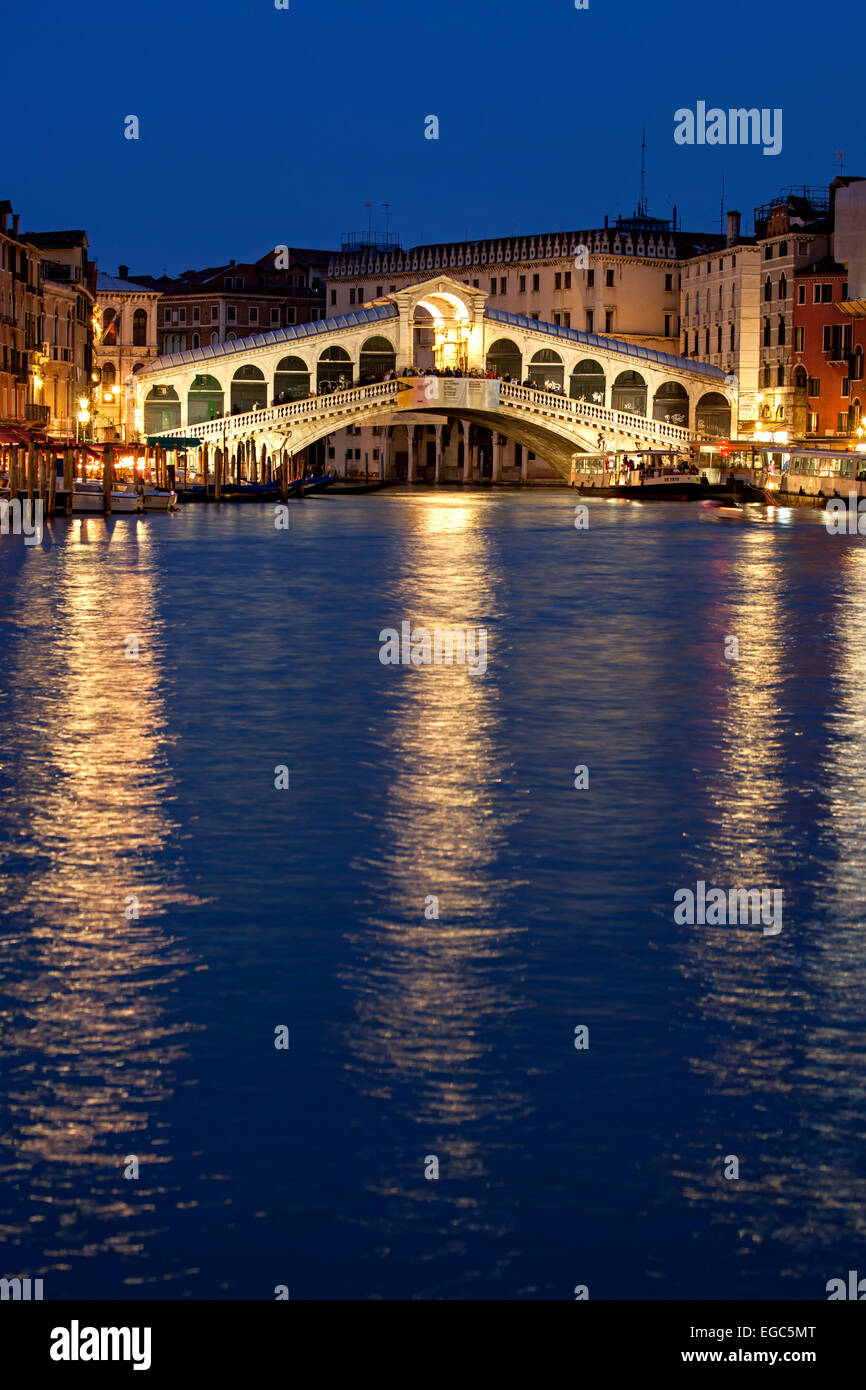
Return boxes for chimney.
[119,264,129,278]
[12,212,20,236]
[726,210,741,246]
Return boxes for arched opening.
[317,345,352,392]
[132,308,147,346]
[102,307,118,347]
[569,358,606,404]
[144,384,180,433]
[101,362,116,389]
[359,336,396,382]
[529,348,563,390]
[188,373,224,424]
[611,369,647,415]
[794,365,808,391]
[231,364,266,414]
[652,381,689,426]
[486,337,522,380]
[696,391,731,438]
[273,355,311,403]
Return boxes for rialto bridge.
[133,275,736,480]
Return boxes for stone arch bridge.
[134,275,736,480]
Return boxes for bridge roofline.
[484,308,731,382]
[137,302,400,376]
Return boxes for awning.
[146,435,201,448]
[837,299,866,317]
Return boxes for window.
[765,244,773,260]
[808,378,820,396]
[763,318,771,347]
[500,277,507,294]
[132,307,147,346]
[808,412,819,432]
[822,283,832,303]
[605,269,615,287]
[192,333,199,349]
[563,312,570,328]
[685,294,690,315]
[227,305,236,322]
[553,312,561,325]
[730,323,735,351]
[665,314,671,336]
[797,285,806,304]
[718,259,724,272]
[192,306,200,323]
[532,274,540,291]
[249,307,258,324]
[665,273,673,291]
[779,274,787,299]
[794,326,805,352]
[490,279,497,294]
[472,279,479,289]
[777,363,785,385]
[586,269,595,287]
[813,284,821,303]
[530,312,539,320]
[779,241,788,257]
[376,286,383,298]
[210,331,219,345]
[211,305,219,321]
[270,308,280,324]
[764,276,772,302]
[349,289,356,304]
[823,326,832,351]
[778,316,785,346]
[163,308,171,325]
[179,307,186,324]
[585,310,594,332]
[717,326,722,353]
[519,275,526,293]
[838,412,849,432]
[705,328,710,353]
[605,310,614,332]
[286,308,296,323]
[854,348,864,381]
[683,332,689,355]
[555,272,562,290]
[564,272,572,289]
[330,289,336,305]
[842,377,850,398]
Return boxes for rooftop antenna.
[638,128,647,218]
[382,202,391,241]
[365,202,372,244]
[835,149,845,176]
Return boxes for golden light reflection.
[0,518,202,1276]
[344,495,528,1198]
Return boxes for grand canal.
[1,492,864,1300]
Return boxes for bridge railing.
[155,376,693,446]
[499,382,693,443]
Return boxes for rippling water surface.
[1,493,864,1299]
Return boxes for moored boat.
[140,485,178,512]
[71,481,143,514]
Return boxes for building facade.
[20,229,96,441]
[0,201,44,432]
[94,271,161,440]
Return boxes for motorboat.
[139,485,178,512]
[71,481,143,514]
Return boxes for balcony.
[24,403,50,424]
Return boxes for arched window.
[763,318,771,347]
[569,358,605,404]
[729,323,735,351]
[485,337,522,379]
[101,362,116,388]
[144,384,180,433]
[685,294,690,316]
[779,274,787,300]
[764,276,772,302]
[794,365,808,391]
[730,284,736,307]
[652,381,689,426]
[210,331,219,346]
[852,346,863,381]
[191,333,200,349]
[230,363,266,413]
[317,345,352,392]
[188,373,224,423]
[132,307,147,346]
[853,398,862,428]
[778,315,786,346]
[273,355,311,402]
[717,325,722,353]
[528,348,563,390]
[102,306,117,346]
[359,336,396,381]
[695,391,731,438]
[611,369,647,415]
[777,364,786,386]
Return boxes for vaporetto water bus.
[569,449,708,501]
[758,447,866,505]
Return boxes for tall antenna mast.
[720,175,726,234]
[365,202,372,244]
[382,202,391,241]
[638,129,647,218]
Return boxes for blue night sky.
[2,0,862,275]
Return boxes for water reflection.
[0,519,199,1284]
[345,497,528,1201]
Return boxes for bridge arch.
[652,381,690,427]
[231,364,267,414]
[486,337,522,379]
[569,358,606,405]
[274,355,311,403]
[144,384,180,433]
[188,373,224,424]
[611,370,647,415]
[695,391,731,437]
[529,348,563,390]
[317,345,352,392]
[359,336,396,382]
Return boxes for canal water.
[1,491,864,1300]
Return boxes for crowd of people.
[230,364,578,415]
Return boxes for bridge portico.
[134,275,736,479]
